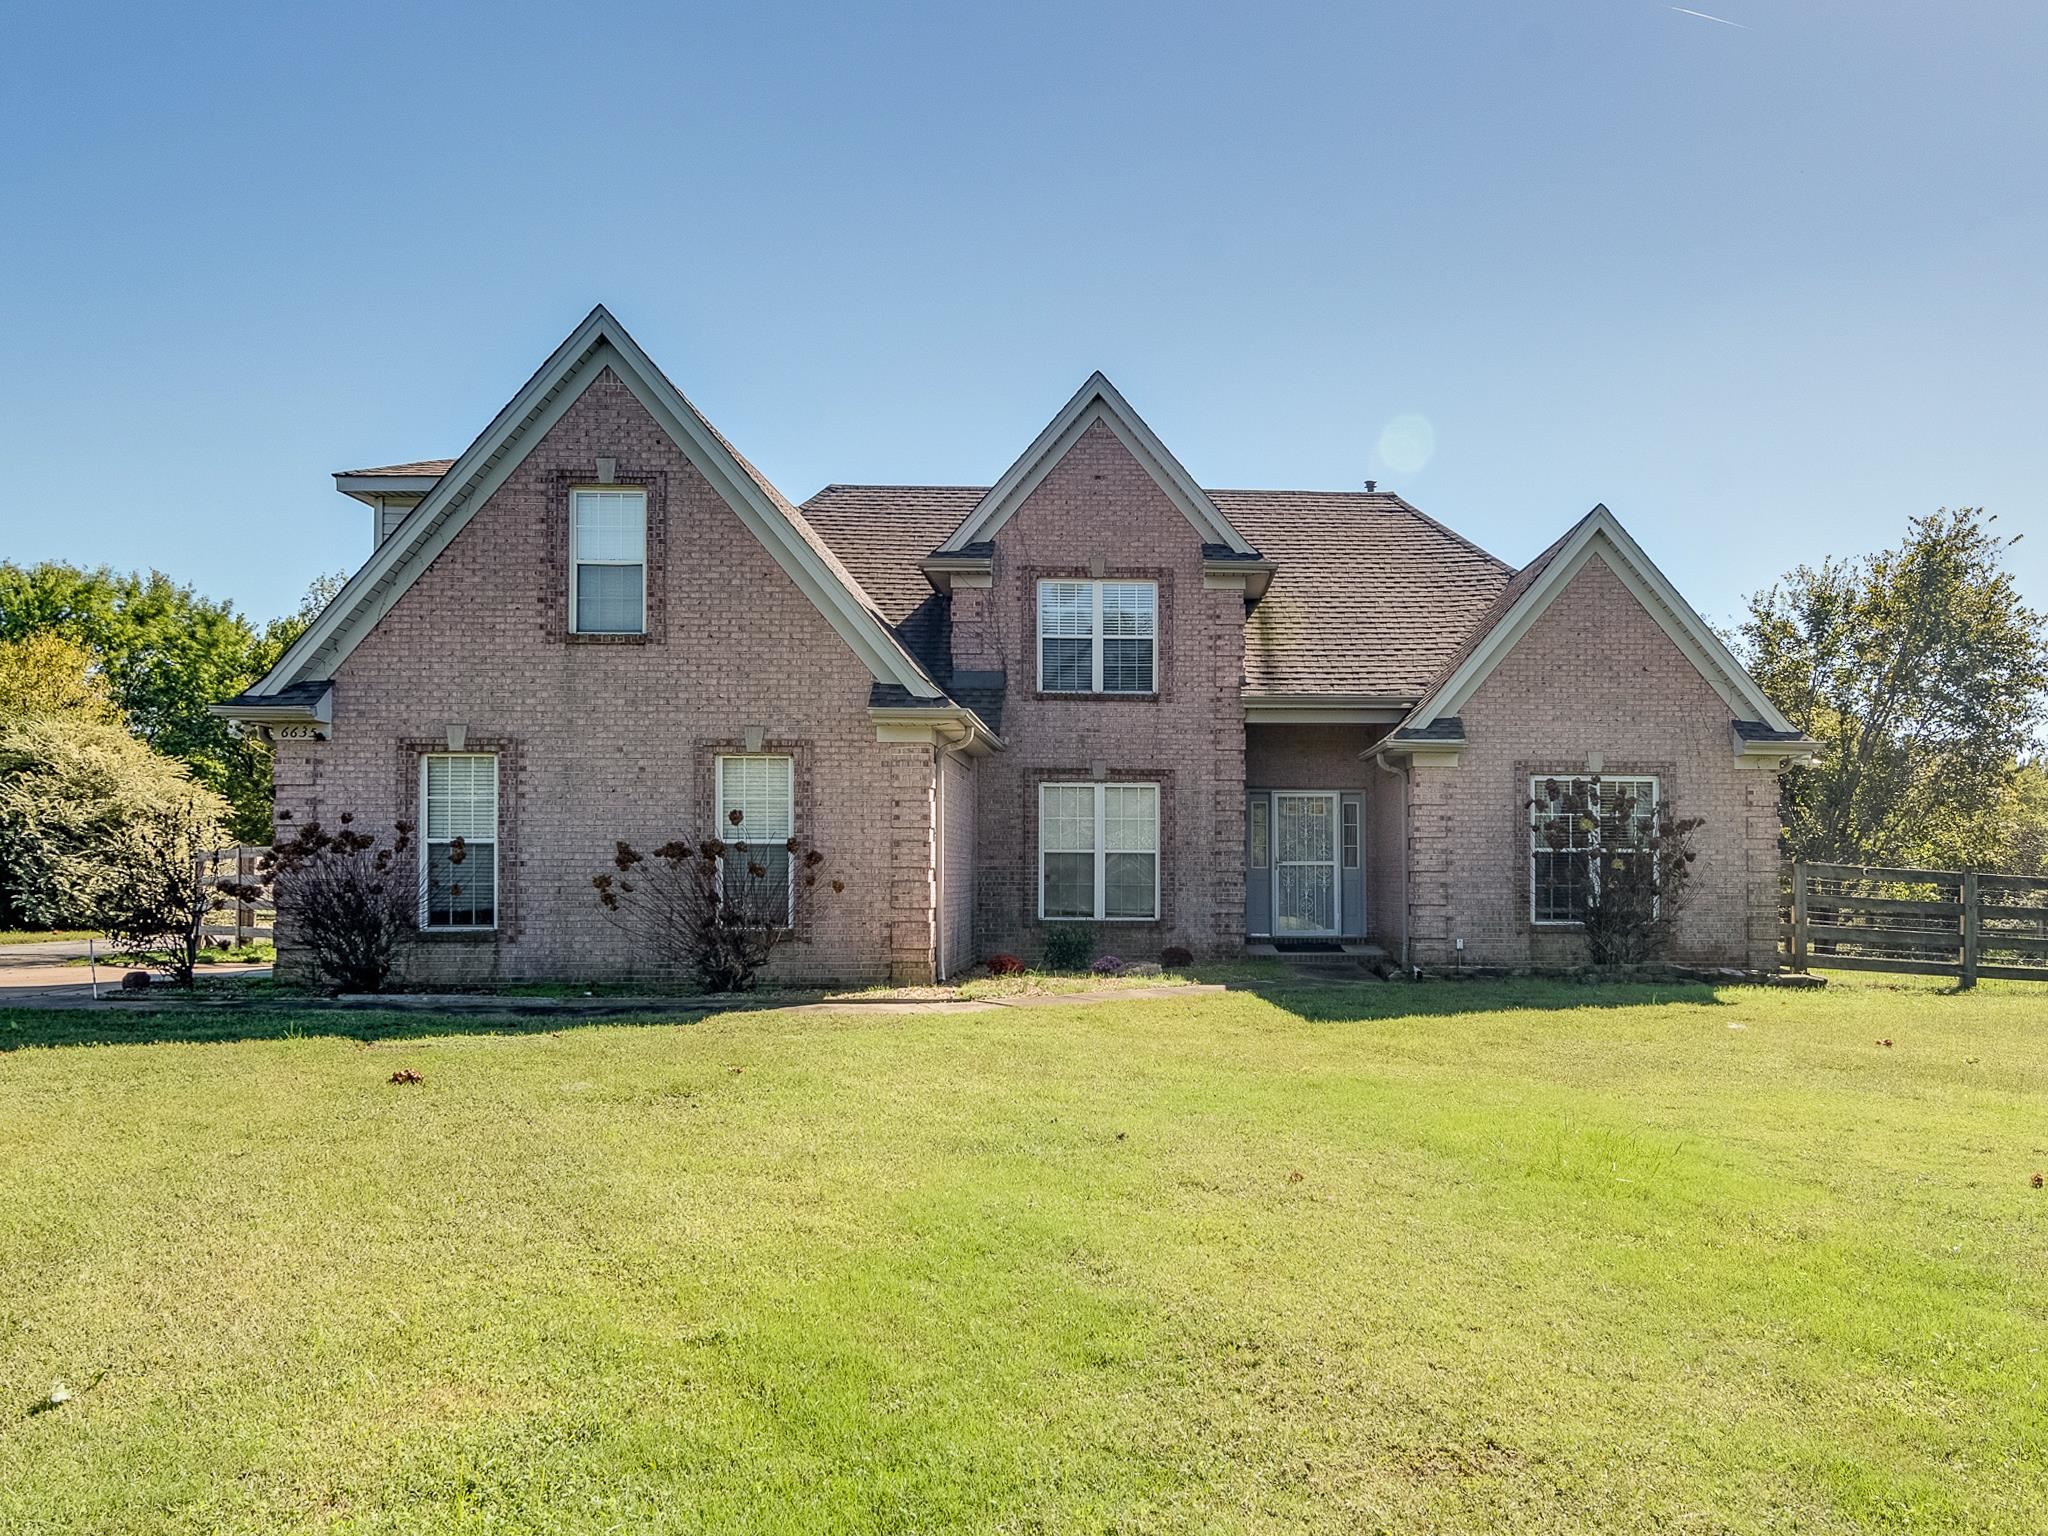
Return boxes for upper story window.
[1038,579,1156,694]
[421,752,499,929]
[571,488,647,634]
[1529,774,1659,924]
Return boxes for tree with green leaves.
[0,564,342,841]
[1739,509,2048,869]
[0,715,223,931]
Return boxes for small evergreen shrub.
[1041,923,1096,971]
[1089,954,1127,976]
[1160,945,1194,968]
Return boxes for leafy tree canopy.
[1740,509,2048,869]
[0,632,121,726]
[0,564,342,842]
[0,715,224,930]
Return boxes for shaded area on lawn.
[0,973,1742,1053]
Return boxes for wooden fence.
[199,844,273,945]
[1784,861,2048,987]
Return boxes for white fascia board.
[869,705,1004,755]
[938,372,1256,556]
[254,307,942,701]
[1243,694,1411,725]
[334,474,441,506]
[1410,507,1797,735]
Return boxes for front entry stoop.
[1245,941,1390,979]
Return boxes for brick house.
[218,307,1814,983]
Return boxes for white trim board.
[937,371,1257,556]
[1407,505,1798,736]
[252,306,944,702]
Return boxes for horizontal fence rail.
[198,844,273,945]
[1783,860,2048,987]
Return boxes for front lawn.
[2,975,2044,1533]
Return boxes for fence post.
[1961,869,1980,990]
[1791,861,1809,972]
[237,844,255,946]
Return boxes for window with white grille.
[570,488,646,634]
[421,753,498,929]
[1529,775,1658,924]
[1037,580,1156,694]
[716,754,794,922]
[1040,782,1159,920]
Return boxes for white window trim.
[715,753,797,926]
[1528,773,1659,926]
[1036,579,1157,695]
[568,486,648,636]
[1037,780,1160,922]
[419,753,500,931]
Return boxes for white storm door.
[1272,792,1339,936]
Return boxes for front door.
[1272,792,1340,936]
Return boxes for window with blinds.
[570,488,646,634]
[421,753,498,928]
[1037,580,1156,694]
[716,754,795,923]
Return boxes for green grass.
[62,940,276,968]
[2,973,2045,1533]
[0,929,95,946]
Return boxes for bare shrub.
[592,808,838,992]
[91,794,232,986]
[1528,777,1705,966]
[257,812,418,993]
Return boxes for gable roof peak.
[934,371,1258,557]
[1397,499,1800,737]
[241,303,946,705]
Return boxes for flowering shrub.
[1089,954,1127,976]
[987,953,1025,976]
[1160,945,1194,968]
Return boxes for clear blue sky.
[2,1,2041,632]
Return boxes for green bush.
[1040,923,1096,972]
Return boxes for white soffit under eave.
[253,307,942,700]
[936,371,1257,556]
[1411,507,1797,735]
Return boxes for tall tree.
[0,632,121,725]
[0,564,342,842]
[1740,509,2048,868]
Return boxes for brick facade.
[273,368,935,985]
[957,419,1248,961]
[1401,555,1781,970]
[269,356,1789,984]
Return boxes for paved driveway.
[0,940,269,1007]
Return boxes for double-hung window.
[570,488,647,634]
[422,753,498,929]
[1039,782,1159,920]
[1038,579,1156,693]
[1529,774,1658,924]
[715,753,795,923]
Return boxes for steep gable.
[1391,504,1808,750]
[934,372,1257,556]
[237,306,944,706]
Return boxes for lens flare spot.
[1377,414,1436,476]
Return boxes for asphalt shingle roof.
[351,467,1517,703]
[338,459,456,478]
[801,484,1514,700]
